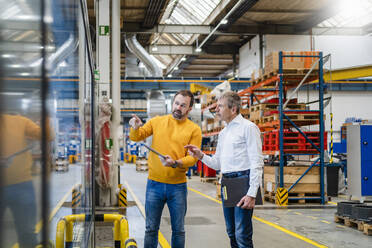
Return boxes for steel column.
[319,52,325,204]
[279,51,284,188]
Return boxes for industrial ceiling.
[87,0,372,78]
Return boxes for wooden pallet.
[263,113,319,123]
[363,223,372,236]
[200,177,217,183]
[135,160,148,172]
[334,215,372,235]
[334,215,364,230]
[264,191,321,204]
[250,103,306,112]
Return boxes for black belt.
[222,169,250,178]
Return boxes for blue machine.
[347,124,372,199]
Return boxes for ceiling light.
[181,57,186,61]
[0,92,25,96]
[195,48,202,52]
[221,19,228,24]
[151,46,158,52]
[168,74,172,78]
[139,62,145,68]
[2,54,14,58]
[20,73,30,76]
[59,61,67,67]
[174,66,179,70]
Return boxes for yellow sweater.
[130,114,202,184]
[0,114,42,185]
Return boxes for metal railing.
[56,214,136,248]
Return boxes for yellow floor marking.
[295,212,303,215]
[328,201,337,205]
[308,216,318,220]
[311,209,321,211]
[187,187,222,204]
[123,179,171,248]
[321,220,331,224]
[337,225,346,228]
[188,186,328,248]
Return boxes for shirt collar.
[228,114,244,125]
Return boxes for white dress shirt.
[201,114,263,197]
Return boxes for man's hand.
[236,195,255,209]
[184,145,204,160]
[160,155,178,168]
[129,114,143,130]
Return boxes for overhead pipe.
[124,34,163,77]
[6,33,78,76]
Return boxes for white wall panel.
[239,35,260,78]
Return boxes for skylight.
[318,0,372,28]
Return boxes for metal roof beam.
[123,23,213,34]
[123,23,302,35]
[147,44,238,55]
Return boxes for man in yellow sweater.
[0,113,54,247]
[129,90,202,248]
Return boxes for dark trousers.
[0,181,37,248]
[222,170,253,248]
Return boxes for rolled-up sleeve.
[246,124,264,197]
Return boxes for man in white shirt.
[185,91,263,248]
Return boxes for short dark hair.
[174,90,194,108]
[220,91,241,114]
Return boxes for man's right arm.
[129,117,153,141]
[185,139,221,171]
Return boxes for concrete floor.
[4,162,370,247]
[121,163,372,248]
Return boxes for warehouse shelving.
[238,51,327,204]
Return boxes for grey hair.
[220,91,241,114]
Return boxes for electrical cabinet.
[347,124,372,200]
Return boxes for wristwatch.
[171,160,178,168]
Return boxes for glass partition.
[0,0,95,247]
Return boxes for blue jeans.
[222,170,253,248]
[0,181,37,248]
[144,179,187,248]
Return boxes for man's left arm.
[246,124,263,198]
[177,127,202,168]
[237,124,263,209]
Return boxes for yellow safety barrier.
[124,153,131,163]
[56,214,132,248]
[124,237,137,247]
[118,185,128,208]
[275,187,288,206]
[71,184,82,212]
[131,155,137,164]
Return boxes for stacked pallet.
[264,165,321,204]
[265,51,320,74]
[135,159,148,172]
[240,108,250,120]
[263,130,327,154]
[250,51,320,86]
[249,98,308,125]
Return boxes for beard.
[172,110,184,120]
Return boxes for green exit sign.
[99,25,110,36]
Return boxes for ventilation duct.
[146,90,166,117]
[124,34,162,77]
[5,33,78,76]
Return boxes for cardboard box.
[265,51,320,73]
